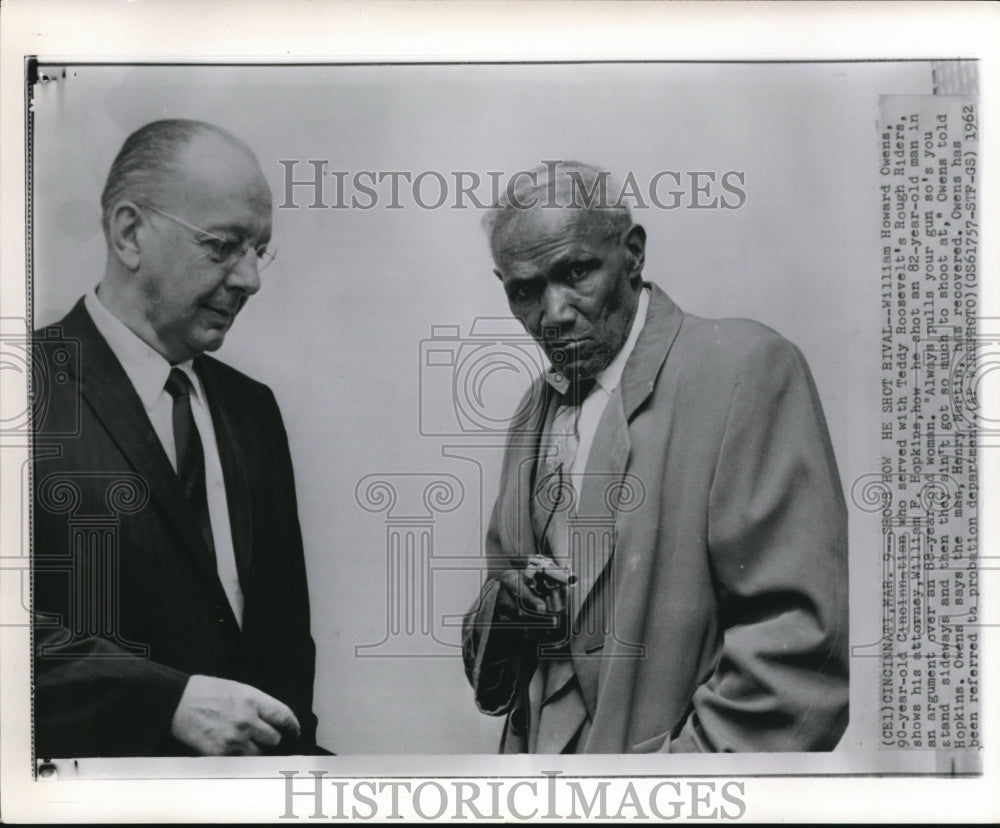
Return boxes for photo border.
[2,1,998,823]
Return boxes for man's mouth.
[546,338,590,367]
[202,304,236,323]
[546,337,589,352]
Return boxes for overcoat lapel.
[569,284,685,618]
[570,389,629,623]
[63,300,219,584]
[619,284,684,422]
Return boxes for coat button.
[510,708,527,735]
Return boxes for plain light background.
[31,61,932,755]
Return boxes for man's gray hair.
[100,119,252,235]
[481,161,633,248]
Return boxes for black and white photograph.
[0,1,997,823]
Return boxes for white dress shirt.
[85,289,244,626]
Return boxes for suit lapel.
[195,357,253,587]
[63,300,219,583]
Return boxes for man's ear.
[623,224,646,282]
[107,201,144,271]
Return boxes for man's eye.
[509,284,537,303]
[202,238,242,262]
[567,263,592,282]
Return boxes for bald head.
[100,119,264,236]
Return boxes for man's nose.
[539,284,576,330]
[226,248,262,295]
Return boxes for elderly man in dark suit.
[33,119,320,757]
[462,162,849,753]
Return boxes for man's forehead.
[493,207,603,260]
[167,134,271,210]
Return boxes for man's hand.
[170,675,301,755]
[495,567,563,635]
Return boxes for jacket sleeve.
[34,620,190,758]
[666,333,849,752]
[461,421,541,717]
[461,507,531,717]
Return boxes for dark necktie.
[165,368,215,556]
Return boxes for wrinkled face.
[492,207,645,383]
[135,135,272,363]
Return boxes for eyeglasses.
[141,204,276,271]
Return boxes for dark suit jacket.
[463,284,849,752]
[33,298,318,757]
